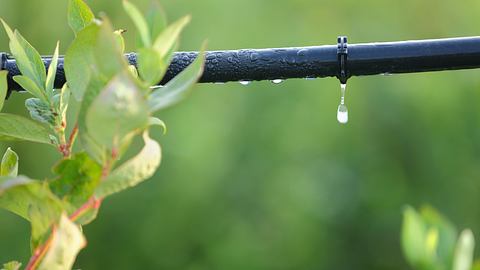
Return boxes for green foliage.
[64,23,100,101]
[1,148,18,177]
[123,0,152,47]
[95,132,161,198]
[50,153,102,208]
[67,0,94,36]
[0,71,8,111]
[453,230,475,270]
[86,72,149,149]
[1,261,21,270]
[148,43,206,112]
[37,214,86,270]
[1,20,46,91]
[402,206,477,270]
[0,114,53,144]
[0,0,205,268]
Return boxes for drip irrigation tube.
[1,36,480,94]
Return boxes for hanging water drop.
[271,79,284,84]
[337,83,348,124]
[239,80,251,86]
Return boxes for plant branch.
[25,228,55,270]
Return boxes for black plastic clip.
[337,36,348,84]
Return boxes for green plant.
[402,206,479,270]
[0,0,205,269]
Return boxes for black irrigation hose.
[2,36,480,95]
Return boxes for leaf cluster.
[0,0,205,268]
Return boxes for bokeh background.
[1,0,480,269]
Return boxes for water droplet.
[150,85,164,89]
[337,83,348,124]
[239,80,251,86]
[250,53,259,62]
[297,49,308,57]
[214,82,226,85]
[271,79,284,84]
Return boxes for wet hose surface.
[2,36,480,93]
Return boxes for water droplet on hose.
[271,79,284,84]
[239,80,251,86]
[337,83,348,124]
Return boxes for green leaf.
[1,261,21,270]
[25,98,56,125]
[1,148,18,177]
[0,113,53,145]
[148,43,206,112]
[146,0,167,40]
[0,176,65,249]
[65,23,100,101]
[53,84,71,123]
[153,15,190,57]
[45,42,60,98]
[114,29,126,53]
[420,205,458,267]
[472,260,480,270]
[37,214,86,270]
[1,20,46,91]
[148,117,167,134]
[0,71,8,112]
[86,72,149,148]
[50,153,102,208]
[93,17,129,80]
[68,0,95,35]
[137,47,165,86]
[13,75,48,102]
[453,229,475,270]
[95,132,161,198]
[123,0,151,47]
[402,206,428,268]
[77,77,107,163]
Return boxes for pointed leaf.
[146,0,167,40]
[53,84,71,123]
[137,47,165,86]
[0,71,8,112]
[1,148,18,177]
[148,117,167,134]
[153,15,190,57]
[401,206,429,268]
[0,113,53,145]
[93,17,129,79]
[114,29,126,53]
[68,0,95,35]
[453,229,475,270]
[123,0,151,47]
[65,23,100,101]
[95,132,161,198]
[86,72,149,148]
[149,44,206,112]
[45,42,60,98]
[1,20,46,90]
[37,214,86,270]
[420,205,458,267]
[13,75,48,102]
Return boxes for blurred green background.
[1,0,480,269]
